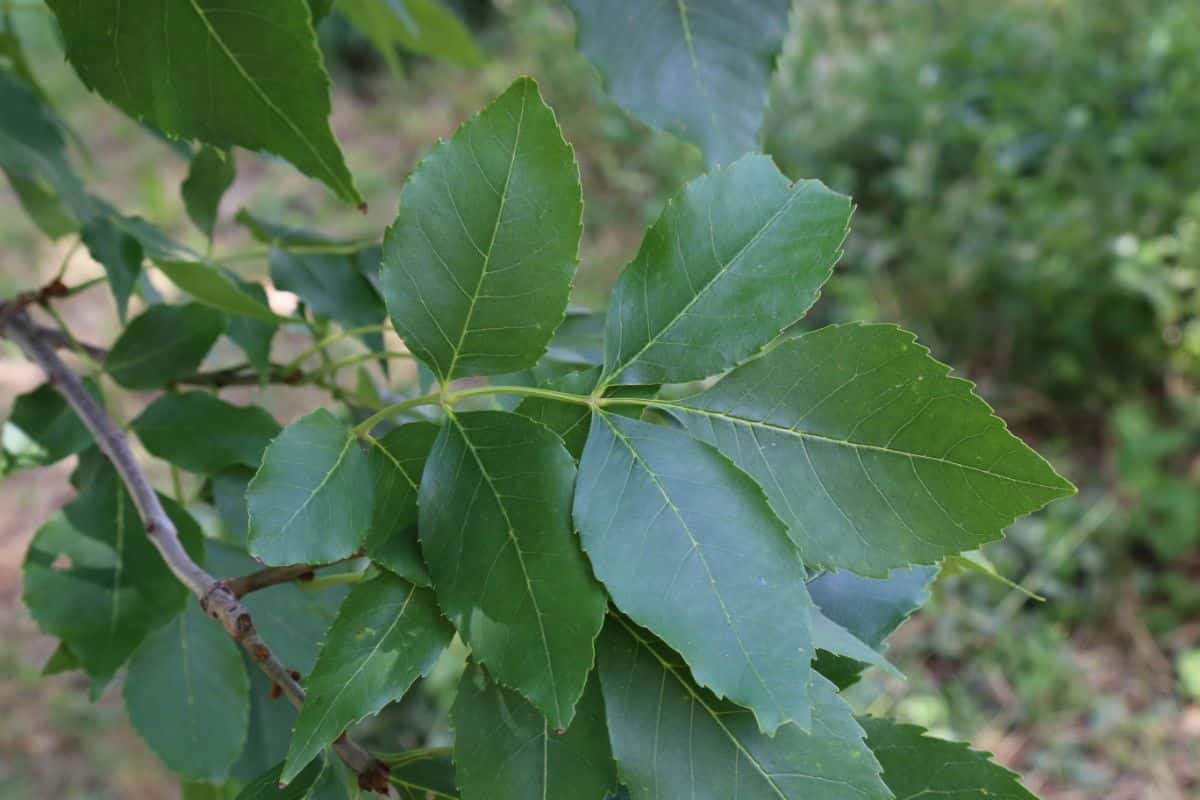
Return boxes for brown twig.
[2,309,390,794]
[226,563,319,597]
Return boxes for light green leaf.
[599,155,851,387]
[6,378,100,466]
[598,618,891,800]
[363,422,439,586]
[860,717,1038,800]
[125,602,249,781]
[182,146,236,240]
[382,77,583,383]
[419,410,605,728]
[106,303,226,389]
[41,641,81,676]
[247,409,373,565]
[944,551,1044,600]
[282,574,453,783]
[452,663,616,800]
[156,260,288,323]
[22,465,203,691]
[565,0,791,167]
[338,0,482,71]
[674,323,1077,576]
[45,0,360,203]
[575,413,816,733]
[81,216,143,321]
[133,392,280,475]
[237,759,324,800]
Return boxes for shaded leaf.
[565,0,790,166]
[182,146,236,239]
[452,663,616,800]
[269,247,386,341]
[133,392,280,474]
[598,618,890,800]
[224,277,278,382]
[81,216,143,321]
[382,77,582,383]
[247,409,373,565]
[125,602,250,781]
[282,574,453,783]
[388,751,458,800]
[575,412,815,732]
[419,410,605,728]
[156,260,287,323]
[599,156,850,387]
[236,759,324,800]
[6,378,101,466]
[338,0,482,71]
[106,303,226,389]
[513,368,598,460]
[675,323,1076,575]
[45,0,360,203]
[363,422,439,585]
[861,717,1038,800]
[211,467,254,547]
[810,606,901,683]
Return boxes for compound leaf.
[382,77,582,383]
[133,392,280,475]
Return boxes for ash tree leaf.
[338,0,483,76]
[574,412,816,733]
[155,260,288,324]
[44,0,361,204]
[565,0,791,167]
[247,409,373,566]
[124,602,250,781]
[269,246,386,344]
[599,155,851,388]
[236,759,324,800]
[133,392,280,475]
[211,467,254,547]
[513,368,599,460]
[452,663,616,800]
[182,146,236,240]
[419,410,606,728]
[363,422,439,586]
[7,378,101,466]
[809,607,901,683]
[810,565,936,690]
[282,573,453,784]
[382,77,583,384]
[106,303,226,390]
[387,751,459,800]
[22,465,204,693]
[224,278,278,383]
[860,717,1038,800]
[674,323,1077,576]
[233,662,299,784]
[597,618,891,800]
[81,216,143,322]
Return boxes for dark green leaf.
[388,751,458,800]
[382,77,582,383]
[674,323,1076,575]
[282,574,453,783]
[236,759,324,800]
[269,248,385,336]
[106,303,226,389]
[338,0,482,70]
[247,409,373,565]
[7,378,100,466]
[452,663,616,800]
[514,369,598,460]
[45,0,361,203]
[224,278,278,382]
[212,467,254,547]
[565,0,790,166]
[599,156,851,387]
[363,422,439,585]
[598,618,890,800]
[308,0,335,23]
[156,260,287,323]
[861,717,1038,800]
[810,607,900,684]
[133,392,280,474]
[81,216,143,321]
[419,410,605,728]
[575,412,815,732]
[182,146,236,239]
[22,466,203,691]
[232,658,300,782]
[125,602,249,781]
[182,780,239,800]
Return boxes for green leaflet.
[451,663,616,800]
[182,780,239,800]
[860,717,1038,800]
[21,466,203,692]
[133,392,280,475]
[382,77,583,383]
[282,574,452,783]
[247,409,373,565]
[338,0,482,74]
[599,155,851,387]
[106,303,226,389]
[212,467,254,547]
[513,368,600,460]
[363,422,439,586]
[224,278,278,382]
[81,216,143,321]
[41,641,81,676]
[182,146,236,239]
[597,618,891,800]
[810,607,901,681]
[269,246,386,345]
[232,660,301,783]
[6,379,101,466]
[236,759,324,800]
[45,0,360,204]
[565,0,791,167]
[125,603,250,781]
[674,323,1076,576]
[387,751,459,799]
[419,410,606,728]
[156,260,287,324]
[574,412,816,733]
